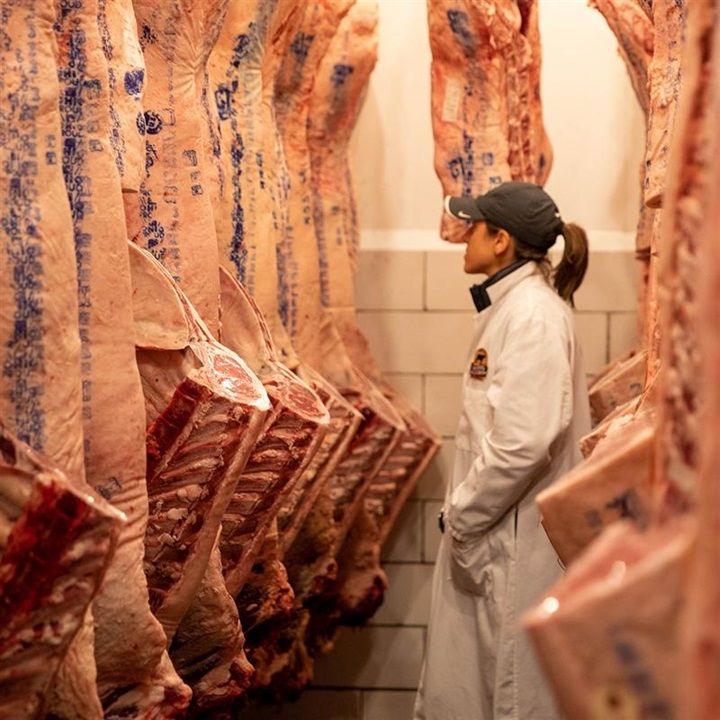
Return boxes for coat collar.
[469,259,535,313]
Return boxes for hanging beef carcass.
[525,515,695,719]
[428,0,510,243]
[652,0,704,513]
[98,0,146,193]
[269,0,412,687]
[274,0,405,576]
[0,426,123,719]
[590,0,653,117]
[526,2,711,715]
[535,0,694,621]
[303,1,389,643]
[206,0,340,579]
[208,0,362,563]
[641,0,687,380]
[127,2,299,711]
[217,271,329,600]
[123,1,275,711]
[678,16,720,715]
[587,349,647,426]
[587,0,654,370]
[307,0,441,547]
[518,0,552,187]
[130,243,268,714]
[306,0,440,628]
[259,1,366,564]
[0,1,108,714]
[206,0,307,367]
[427,0,551,243]
[170,268,331,711]
[589,1,684,391]
[493,0,550,185]
[537,402,654,565]
[53,1,195,713]
[204,1,359,698]
[207,0,363,558]
[126,0,231,337]
[0,0,86,564]
[128,242,270,637]
[644,0,686,209]
[208,0,296,327]
[167,533,255,717]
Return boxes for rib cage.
[221,376,328,596]
[0,427,123,718]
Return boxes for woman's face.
[463,221,499,275]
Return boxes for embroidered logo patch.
[469,348,488,380]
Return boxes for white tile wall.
[413,439,453,500]
[260,245,638,716]
[609,312,640,358]
[362,690,417,720]
[384,373,424,411]
[355,251,425,310]
[423,374,463,437]
[356,311,472,374]
[574,250,640,312]
[425,247,472,311]
[381,500,423,563]
[312,626,425,689]
[370,563,434,627]
[574,312,610,375]
[249,690,362,720]
[248,688,418,719]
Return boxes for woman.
[414,182,591,720]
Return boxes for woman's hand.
[449,534,492,596]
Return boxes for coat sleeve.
[446,313,574,543]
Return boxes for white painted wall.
[350,0,646,244]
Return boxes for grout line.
[313,684,421,692]
[366,622,430,629]
[357,308,474,315]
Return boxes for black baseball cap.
[444,181,564,251]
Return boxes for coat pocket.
[449,532,493,596]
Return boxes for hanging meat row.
[517,1,720,717]
[0,0,440,716]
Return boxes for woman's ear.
[494,228,515,259]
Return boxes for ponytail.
[485,222,588,308]
[507,221,589,307]
[553,223,588,307]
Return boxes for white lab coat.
[414,262,590,720]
